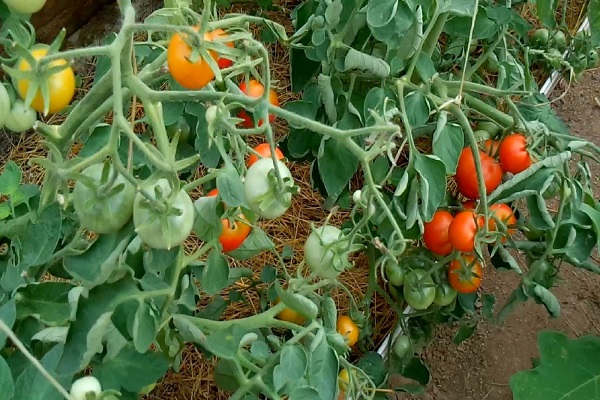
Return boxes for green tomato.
[0,84,11,128]
[72,163,136,234]
[4,99,37,133]
[550,30,567,52]
[385,259,406,286]
[477,120,501,137]
[69,376,101,400]
[473,129,491,142]
[244,158,294,219]
[166,116,192,144]
[587,49,599,69]
[547,48,563,69]
[3,0,46,14]
[403,270,435,310]
[524,219,545,241]
[434,282,458,306]
[530,28,549,47]
[133,178,195,249]
[305,225,347,279]
[392,335,411,359]
[140,382,157,395]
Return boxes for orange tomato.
[448,255,483,294]
[336,315,359,347]
[208,28,235,69]
[274,299,306,325]
[488,203,516,241]
[237,79,279,128]
[247,143,284,167]
[167,27,217,90]
[219,215,251,252]
[207,188,219,197]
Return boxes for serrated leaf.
[509,330,600,400]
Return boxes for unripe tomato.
[384,259,406,286]
[455,147,503,199]
[448,255,482,294]
[244,158,294,219]
[237,79,279,128]
[167,27,217,90]
[392,335,411,359]
[305,225,346,279]
[499,133,532,174]
[133,178,195,249]
[336,315,359,347]
[550,30,567,52]
[0,84,11,127]
[434,281,458,306]
[448,210,484,252]
[69,376,101,400]
[423,210,454,255]
[72,163,136,234]
[338,368,351,391]
[530,28,550,47]
[3,0,46,14]
[247,143,284,167]
[403,270,435,310]
[16,47,76,114]
[3,100,37,133]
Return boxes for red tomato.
[448,211,484,253]
[247,143,284,167]
[462,200,477,210]
[499,133,532,174]
[481,139,500,157]
[455,148,503,199]
[237,79,279,128]
[448,255,483,294]
[167,27,217,90]
[488,203,516,239]
[423,210,454,255]
[208,28,235,69]
[205,189,251,252]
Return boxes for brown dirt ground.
[407,70,600,400]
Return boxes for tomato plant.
[3,0,46,14]
[0,0,598,399]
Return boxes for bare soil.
[412,70,600,400]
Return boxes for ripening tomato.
[274,299,306,326]
[499,133,532,174]
[423,210,454,255]
[481,139,500,157]
[205,189,251,252]
[488,203,516,237]
[16,47,76,114]
[247,143,284,167]
[455,147,503,199]
[448,255,483,294]
[448,210,484,252]
[237,79,279,128]
[336,315,359,347]
[167,27,217,90]
[208,28,235,69]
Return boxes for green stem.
[423,12,448,57]
[439,78,531,97]
[465,30,505,79]
[406,6,443,78]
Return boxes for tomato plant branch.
[465,30,505,79]
[0,320,73,400]
[406,4,442,79]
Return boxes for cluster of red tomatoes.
[424,133,531,294]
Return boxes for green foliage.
[510,330,600,400]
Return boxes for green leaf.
[554,224,596,264]
[57,279,138,375]
[190,111,221,168]
[590,0,600,46]
[532,284,561,318]
[217,165,247,208]
[94,346,169,393]
[318,74,337,124]
[318,137,359,201]
[444,8,498,39]
[173,314,206,343]
[415,53,436,81]
[18,204,62,270]
[367,0,415,48]
[536,0,558,28]
[443,0,476,16]
[142,247,178,275]
[273,345,308,392]
[404,91,430,127]
[526,195,555,230]
[133,302,158,353]
[356,352,386,387]
[325,0,343,27]
[366,0,398,27]
[0,299,16,348]
[214,359,240,392]
[580,203,600,251]
[414,154,446,222]
[0,161,21,197]
[193,195,222,243]
[63,222,135,287]
[432,123,463,174]
[453,322,478,344]
[203,325,249,360]
[344,48,391,77]
[517,94,570,135]
[0,357,14,400]
[284,101,318,129]
[260,265,277,283]
[13,344,70,400]
[289,386,320,400]
[15,282,74,326]
[307,341,338,400]
[162,101,185,126]
[196,296,228,320]
[275,282,318,320]
[202,250,230,295]
[227,228,275,260]
[509,330,600,400]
